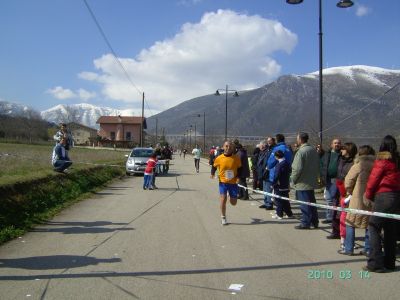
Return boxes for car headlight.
[127,158,134,164]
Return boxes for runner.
[211,140,242,225]
[192,144,202,173]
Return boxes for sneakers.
[326,234,340,239]
[294,224,311,230]
[271,214,282,220]
[337,249,354,256]
[221,217,227,226]
[359,250,370,257]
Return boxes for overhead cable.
[83,0,154,117]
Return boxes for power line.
[322,81,400,134]
[82,0,154,117]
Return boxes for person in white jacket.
[192,145,202,173]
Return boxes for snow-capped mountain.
[0,100,41,119]
[146,65,400,139]
[40,103,135,128]
[303,65,400,87]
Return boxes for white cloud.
[356,4,371,17]
[78,71,99,81]
[80,9,297,111]
[46,86,96,101]
[46,86,76,99]
[78,88,96,101]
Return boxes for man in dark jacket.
[257,137,276,210]
[251,145,261,190]
[272,150,293,219]
[236,143,250,200]
[320,138,342,238]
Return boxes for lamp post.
[215,85,239,140]
[286,0,353,145]
[194,113,206,151]
[189,125,192,149]
[194,124,197,146]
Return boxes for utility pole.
[203,112,206,151]
[155,118,158,145]
[140,92,144,147]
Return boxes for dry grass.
[0,143,129,185]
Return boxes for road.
[0,155,398,299]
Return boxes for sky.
[1,0,399,116]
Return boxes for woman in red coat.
[364,135,400,273]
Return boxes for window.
[131,149,153,157]
[110,132,116,140]
[126,132,131,140]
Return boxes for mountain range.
[1,65,399,144]
[0,102,136,129]
[0,100,41,119]
[40,103,135,128]
[145,65,400,144]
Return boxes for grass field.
[0,142,129,186]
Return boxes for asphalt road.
[0,155,399,300]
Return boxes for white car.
[125,147,154,175]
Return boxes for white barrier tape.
[1,153,173,169]
[239,184,400,221]
[66,160,173,168]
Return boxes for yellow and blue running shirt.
[213,154,242,184]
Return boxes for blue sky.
[1,0,399,116]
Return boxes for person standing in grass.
[52,136,72,173]
[54,123,73,151]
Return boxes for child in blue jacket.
[272,150,293,219]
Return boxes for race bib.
[225,170,234,180]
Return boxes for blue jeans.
[344,225,370,254]
[143,174,153,188]
[324,180,338,221]
[263,180,273,208]
[296,190,318,227]
[53,160,72,172]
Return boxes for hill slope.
[146,65,400,141]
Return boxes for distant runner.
[211,140,242,225]
[192,145,202,173]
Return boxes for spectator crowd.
[208,133,400,273]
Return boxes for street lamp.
[189,125,193,149]
[287,0,353,145]
[215,85,239,140]
[191,113,206,151]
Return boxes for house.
[97,116,146,144]
[67,122,98,145]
